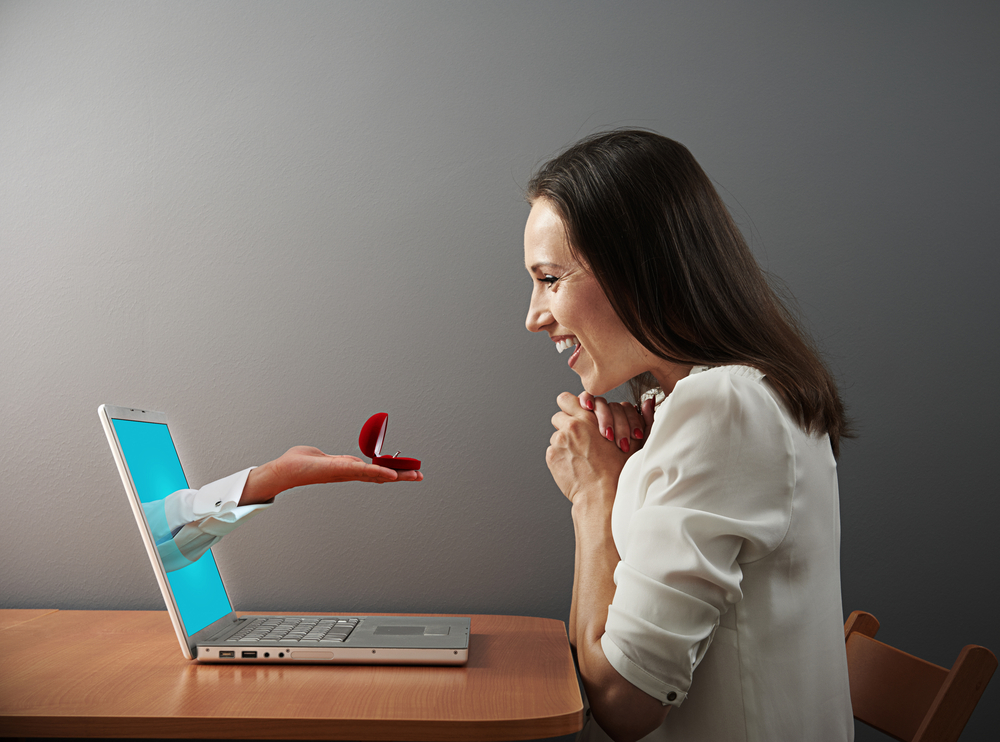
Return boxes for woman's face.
[524,198,651,396]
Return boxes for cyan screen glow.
[111,417,232,635]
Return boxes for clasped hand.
[546,392,655,504]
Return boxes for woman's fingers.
[614,401,646,453]
[579,394,653,455]
[622,401,646,445]
[589,397,645,454]
[590,397,613,442]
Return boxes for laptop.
[99,404,470,665]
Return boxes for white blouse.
[585,365,853,741]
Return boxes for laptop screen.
[111,417,233,635]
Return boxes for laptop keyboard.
[226,616,360,644]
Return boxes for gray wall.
[2,2,997,740]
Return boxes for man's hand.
[240,446,422,505]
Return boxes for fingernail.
[620,438,630,453]
[605,427,613,441]
[586,398,595,410]
[633,428,643,439]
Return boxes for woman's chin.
[580,377,613,397]
[580,369,634,397]
[576,362,624,396]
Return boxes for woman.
[524,130,853,741]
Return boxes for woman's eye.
[540,274,558,287]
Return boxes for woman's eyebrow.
[529,262,565,272]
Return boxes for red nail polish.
[605,427,613,441]
[586,399,595,410]
[633,428,643,439]
[620,438,630,453]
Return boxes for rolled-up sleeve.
[603,367,795,706]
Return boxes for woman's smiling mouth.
[554,336,578,353]
[552,335,583,369]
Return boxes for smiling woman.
[522,130,854,742]
[524,200,680,398]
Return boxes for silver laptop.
[99,404,470,665]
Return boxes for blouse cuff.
[601,633,688,707]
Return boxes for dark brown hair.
[526,129,851,456]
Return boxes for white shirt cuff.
[163,467,261,532]
[602,632,688,707]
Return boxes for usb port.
[241,651,258,659]
[219,650,235,658]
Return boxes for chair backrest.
[844,610,996,742]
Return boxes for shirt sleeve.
[160,467,273,569]
[603,367,796,706]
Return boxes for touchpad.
[374,625,425,635]
[373,625,451,636]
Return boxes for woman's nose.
[525,293,550,333]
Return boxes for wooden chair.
[844,610,996,742]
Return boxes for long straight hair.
[527,129,851,456]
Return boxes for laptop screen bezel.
[99,404,237,659]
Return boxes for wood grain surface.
[0,610,583,740]
[0,609,58,632]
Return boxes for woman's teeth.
[555,337,578,353]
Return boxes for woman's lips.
[552,335,582,369]
[568,343,582,368]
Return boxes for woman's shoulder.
[635,364,799,547]
[685,363,766,385]
[663,364,773,413]
[644,364,767,401]
[647,364,794,455]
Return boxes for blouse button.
[666,691,677,702]
[215,501,222,507]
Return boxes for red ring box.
[359,412,421,470]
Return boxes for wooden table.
[0,610,583,740]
